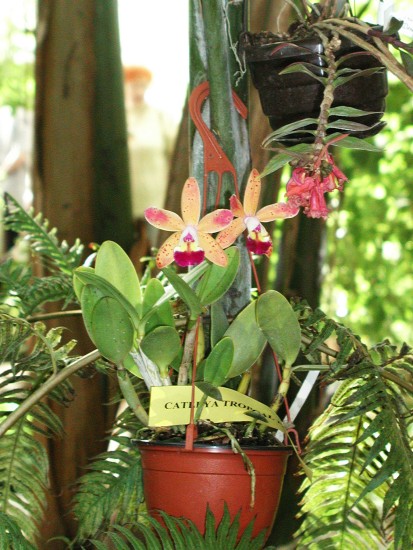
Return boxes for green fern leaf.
[3,193,84,273]
[73,444,144,540]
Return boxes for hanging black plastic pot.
[241,29,388,143]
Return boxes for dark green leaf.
[256,290,301,365]
[162,266,203,319]
[140,326,181,377]
[203,337,234,386]
[196,247,240,306]
[225,301,266,378]
[90,297,135,363]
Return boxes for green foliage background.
[322,81,413,346]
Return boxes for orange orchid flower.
[216,169,299,257]
[144,177,233,268]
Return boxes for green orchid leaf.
[386,16,404,34]
[334,67,385,88]
[90,296,135,364]
[74,268,141,329]
[210,301,229,347]
[142,278,174,333]
[95,241,142,311]
[162,266,203,320]
[73,266,95,302]
[401,50,413,77]
[279,62,326,84]
[203,337,234,387]
[196,247,240,306]
[262,119,318,146]
[326,119,375,132]
[329,106,382,118]
[260,144,313,177]
[79,284,105,339]
[123,353,143,378]
[328,134,383,152]
[256,290,301,365]
[224,301,266,378]
[140,326,182,378]
[195,381,223,401]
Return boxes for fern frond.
[84,506,267,549]
[3,193,84,273]
[295,337,413,550]
[0,317,76,544]
[19,274,77,315]
[73,437,145,540]
[0,511,37,550]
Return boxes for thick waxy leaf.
[162,266,203,319]
[90,296,135,364]
[203,337,234,386]
[79,284,105,339]
[224,301,266,378]
[196,247,239,306]
[195,381,223,401]
[257,290,301,365]
[95,241,142,310]
[141,279,174,334]
[122,353,143,378]
[73,266,95,302]
[210,301,229,347]
[140,326,181,377]
[74,268,141,329]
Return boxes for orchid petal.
[197,209,233,233]
[181,177,201,226]
[257,202,299,222]
[216,217,246,249]
[229,195,245,217]
[243,169,261,216]
[198,233,228,267]
[145,208,184,231]
[156,232,181,268]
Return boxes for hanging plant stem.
[311,32,341,165]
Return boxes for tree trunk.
[33,1,129,545]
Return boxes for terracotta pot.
[138,441,291,541]
[241,31,388,143]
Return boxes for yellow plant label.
[148,386,285,431]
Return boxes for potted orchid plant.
[0,1,412,548]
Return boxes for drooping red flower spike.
[144,177,233,268]
[286,140,348,219]
[216,169,299,257]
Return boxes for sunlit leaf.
[196,247,239,306]
[256,290,301,365]
[95,241,142,311]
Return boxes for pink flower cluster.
[286,153,347,220]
